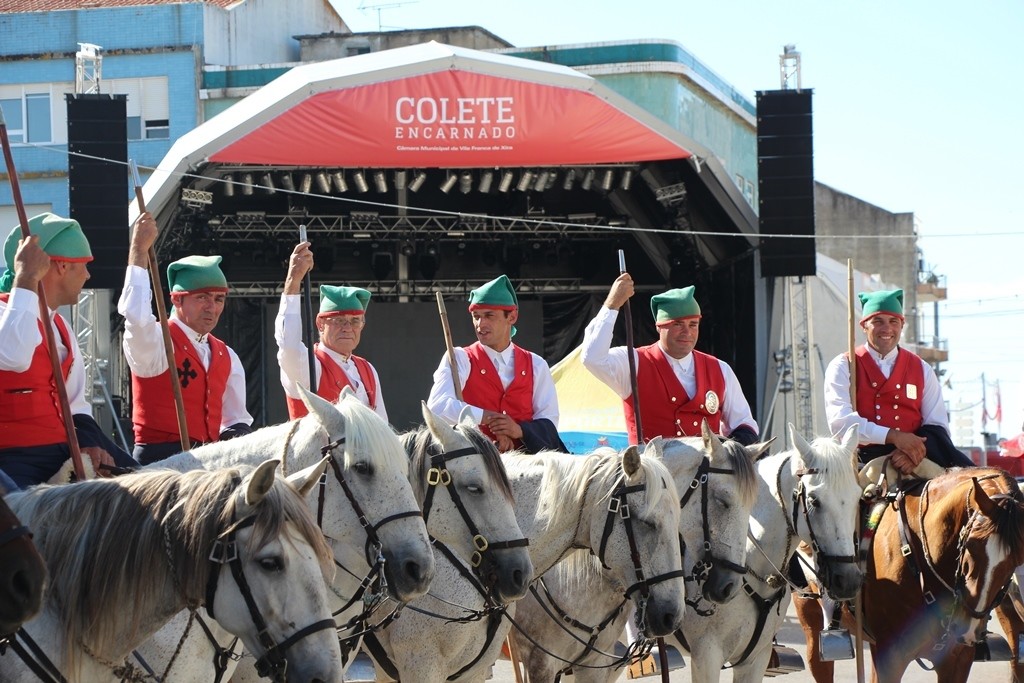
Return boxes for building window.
[25,93,51,143]
[107,76,169,141]
[0,91,53,144]
[0,98,23,143]
[744,179,755,204]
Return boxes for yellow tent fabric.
[551,345,628,452]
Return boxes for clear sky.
[331,0,1024,443]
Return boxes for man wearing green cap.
[427,274,565,453]
[582,273,759,445]
[0,213,137,488]
[275,241,387,420]
[824,288,973,472]
[118,213,252,464]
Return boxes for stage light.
[419,241,441,279]
[533,170,550,192]
[516,170,534,192]
[223,173,235,197]
[439,173,458,194]
[393,170,407,191]
[620,169,635,191]
[498,170,515,193]
[352,170,369,193]
[373,170,388,193]
[241,173,254,196]
[299,173,313,194]
[562,169,576,191]
[478,170,494,193]
[408,170,427,192]
[545,170,558,190]
[399,241,415,257]
[581,168,596,191]
[331,170,348,193]
[315,171,331,194]
[261,173,277,194]
[459,170,473,194]
[279,173,294,192]
[600,169,615,192]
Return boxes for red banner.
[210,70,691,167]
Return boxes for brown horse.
[794,468,1024,683]
[0,492,46,637]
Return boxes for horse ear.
[299,384,338,425]
[788,423,813,462]
[701,419,725,460]
[422,401,462,451]
[339,385,357,401]
[746,436,775,460]
[245,459,280,506]
[972,477,999,518]
[642,436,664,461]
[286,455,331,498]
[457,405,476,427]
[838,424,859,454]
[622,445,642,478]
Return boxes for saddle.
[857,455,944,499]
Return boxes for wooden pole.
[130,160,189,453]
[298,224,317,389]
[435,291,463,401]
[0,108,87,480]
[848,258,866,683]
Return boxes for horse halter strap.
[0,522,31,549]
[786,464,858,568]
[204,512,335,682]
[318,436,424,567]
[421,442,529,572]
[597,475,687,602]
[677,457,746,583]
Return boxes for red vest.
[286,345,378,419]
[625,345,726,445]
[854,345,925,436]
[132,322,231,445]
[0,295,75,449]
[462,342,534,445]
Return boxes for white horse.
[510,422,768,682]
[133,389,435,681]
[362,441,687,682]
[0,458,342,682]
[674,424,862,683]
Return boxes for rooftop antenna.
[779,43,801,91]
[75,42,102,94]
[357,0,417,32]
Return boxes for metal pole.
[435,292,463,401]
[848,259,866,683]
[0,108,87,480]
[299,224,317,389]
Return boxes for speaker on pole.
[66,93,128,290]
[756,89,815,278]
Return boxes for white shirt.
[273,294,387,422]
[117,265,252,430]
[580,306,757,437]
[426,342,560,427]
[823,345,949,445]
[0,286,90,415]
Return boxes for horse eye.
[807,497,820,509]
[352,461,374,476]
[464,484,483,495]
[258,557,284,572]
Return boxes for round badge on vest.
[705,390,720,414]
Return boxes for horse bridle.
[0,519,32,551]
[778,458,858,586]
[419,435,529,582]
[205,508,335,682]
[678,457,746,592]
[595,473,688,628]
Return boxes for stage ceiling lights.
[278,172,293,192]
[458,170,473,194]
[240,172,254,196]
[439,172,458,194]
[562,169,576,191]
[222,172,235,197]
[352,170,370,193]
[393,169,407,191]
[261,172,277,194]
[299,173,313,194]
[408,170,427,192]
[599,169,615,192]
[498,170,515,193]
[331,170,349,193]
[620,168,635,191]
[373,170,388,193]
[516,170,535,192]
[478,170,494,193]
[315,171,331,194]
[581,168,596,191]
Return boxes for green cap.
[858,289,904,323]
[318,285,370,316]
[468,274,518,311]
[651,285,701,324]
[167,255,228,294]
[1,213,93,293]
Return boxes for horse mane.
[795,436,860,493]
[958,470,1024,561]
[333,395,408,477]
[7,467,332,675]
[556,548,610,590]
[718,439,760,510]
[400,423,514,505]
[511,446,672,532]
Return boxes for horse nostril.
[661,611,677,630]
[11,570,33,605]
[404,560,422,583]
[512,569,524,588]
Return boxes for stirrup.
[626,653,658,679]
[819,628,855,662]
[974,631,1013,662]
[765,643,805,677]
